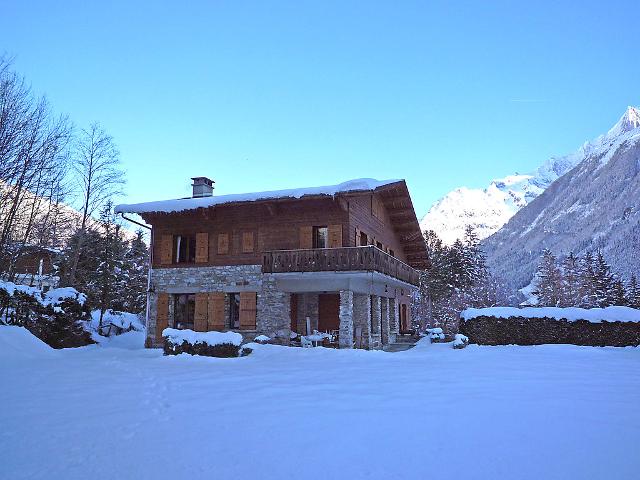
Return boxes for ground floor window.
[228,293,240,329]
[174,293,195,329]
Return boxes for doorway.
[318,293,340,332]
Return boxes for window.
[312,226,328,249]
[376,241,383,250]
[389,249,395,257]
[359,231,368,246]
[174,235,196,263]
[174,294,195,329]
[228,293,240,329]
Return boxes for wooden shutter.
[195,232,209,263]
[328,224,342,248]
[217,233,229,254]
[156,293,169,342]
[299,226,313,249]
[159,234,173,265]
[242,232,254,253]
[207,292,225,330]
[239,292,257,330]
[194,293,208,331]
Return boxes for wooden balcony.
[262,246,420,286]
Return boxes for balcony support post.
[338,290,354,349]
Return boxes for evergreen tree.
[90,201,128,328]
[628,275,640,309]
[534,249,562,306]
[611,279,628,306]
[578,252,598,308]
[121,229,149,313]
[560,252,580,307]
[593,251,616,307]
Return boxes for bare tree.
[65,122,124,285]
[0,56,72,277]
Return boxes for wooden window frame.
[173,293,196,330]
[312,226,328,249]
[174,234,196,264]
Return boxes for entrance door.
[318,294,340,332]
[400,303,408,332]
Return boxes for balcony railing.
[262,246,419,286]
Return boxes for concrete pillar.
[338,290,354,349]
[380,297,390,345]
[353,293,372,349]
[370,295,382,349]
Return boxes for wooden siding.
[346,193,407,262]
[239,291,257,329]
[156,293,169,341]
[207,292,225,330]
[148,198,349,268]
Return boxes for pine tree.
[627,275,640,309]
[578,252,598,308]
[121,229,149,313]
[463,225,487,286]
[534,249,562,306]
[612,279,628,306]
[593,251,616,307]
[560,252,580,307]
[90,201,128,329]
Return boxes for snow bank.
[0,326,55,360]
[1,281,86,307]
[461,306,640,323]
[115,178,400,214]
[90,310,144,332]
[162,328,243,346]
[254,335,271,342]
[44,287,87,306]
[453,333,469,348]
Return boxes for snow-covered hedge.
[89,310,144,337]
[461,306,640,323]
[459,306,640,347]
[162,328,246,357]
[0,281,93,348]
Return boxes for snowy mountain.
[420,106,640,245]
[483,106,640,289]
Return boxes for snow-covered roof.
[115,178,401,215]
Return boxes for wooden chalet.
[115,178,428,349]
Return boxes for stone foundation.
[338,290,354,349]
[148,265,290,347]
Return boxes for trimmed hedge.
[163,338,246,357]
[459,315,640,347]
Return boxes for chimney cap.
[191,176,215,187]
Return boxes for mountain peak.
[608,105,640,136]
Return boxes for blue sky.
[2,0,638,216]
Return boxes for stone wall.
[370,295,382,349]
[459,315,640,347]
[148,265,290,346]
[353,292,372,349]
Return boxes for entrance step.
[383,342,416,352]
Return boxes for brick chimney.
[191,177,214,198]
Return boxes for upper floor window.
[174,235,196,263]
[313,226,328,249]
[376,241,383,250]
[359,231,368,246]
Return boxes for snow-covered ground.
[1,327,639,480]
